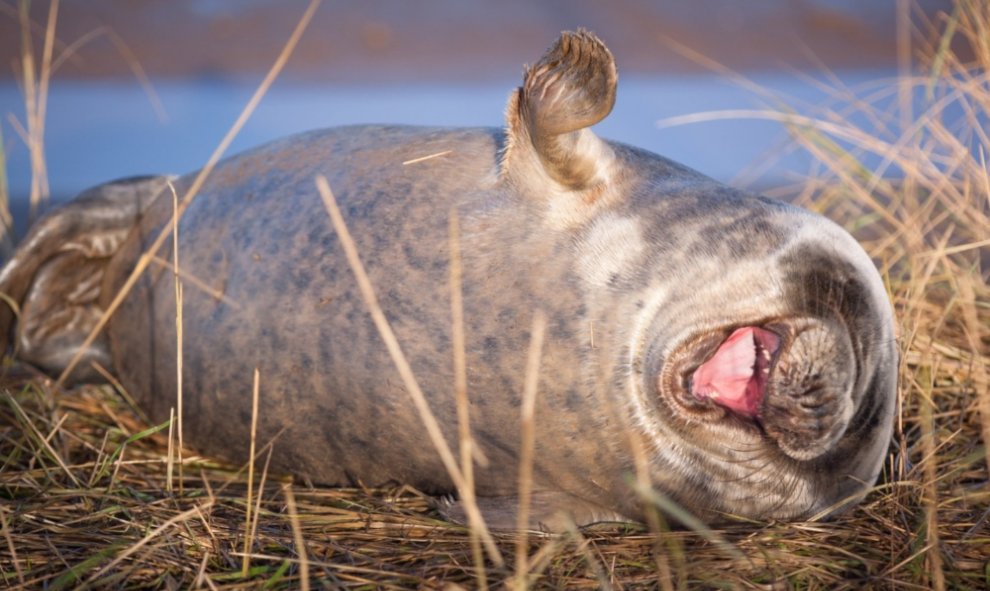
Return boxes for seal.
[0,30,897,529]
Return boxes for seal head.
[499,30,896,523]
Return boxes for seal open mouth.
[690,327,781,418]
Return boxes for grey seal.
[0,30,897,528]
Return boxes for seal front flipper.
[0,176,172,382]
[437,491,629,532]
[503,29,619,209]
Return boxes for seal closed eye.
[0,30,897,530]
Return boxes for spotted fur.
[0,31,896,530]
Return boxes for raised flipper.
[436,491,629,532]
[503,29,619,210]
[0,176,172,382]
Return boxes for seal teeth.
[690,326,781,418]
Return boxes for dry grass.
[1,371,987,589]
[1,0,989,589]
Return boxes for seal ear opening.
[504,29,618,194]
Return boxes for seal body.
[0,31,897,528]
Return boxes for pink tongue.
[691,327,778,417]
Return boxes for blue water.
[1,70,897,230]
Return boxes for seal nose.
[691,327,781,417]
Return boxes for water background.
[0,68,900,236]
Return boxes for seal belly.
[104,125,591,496]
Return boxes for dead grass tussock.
[0,0,988,589]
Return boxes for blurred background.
[0,0,960,237]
